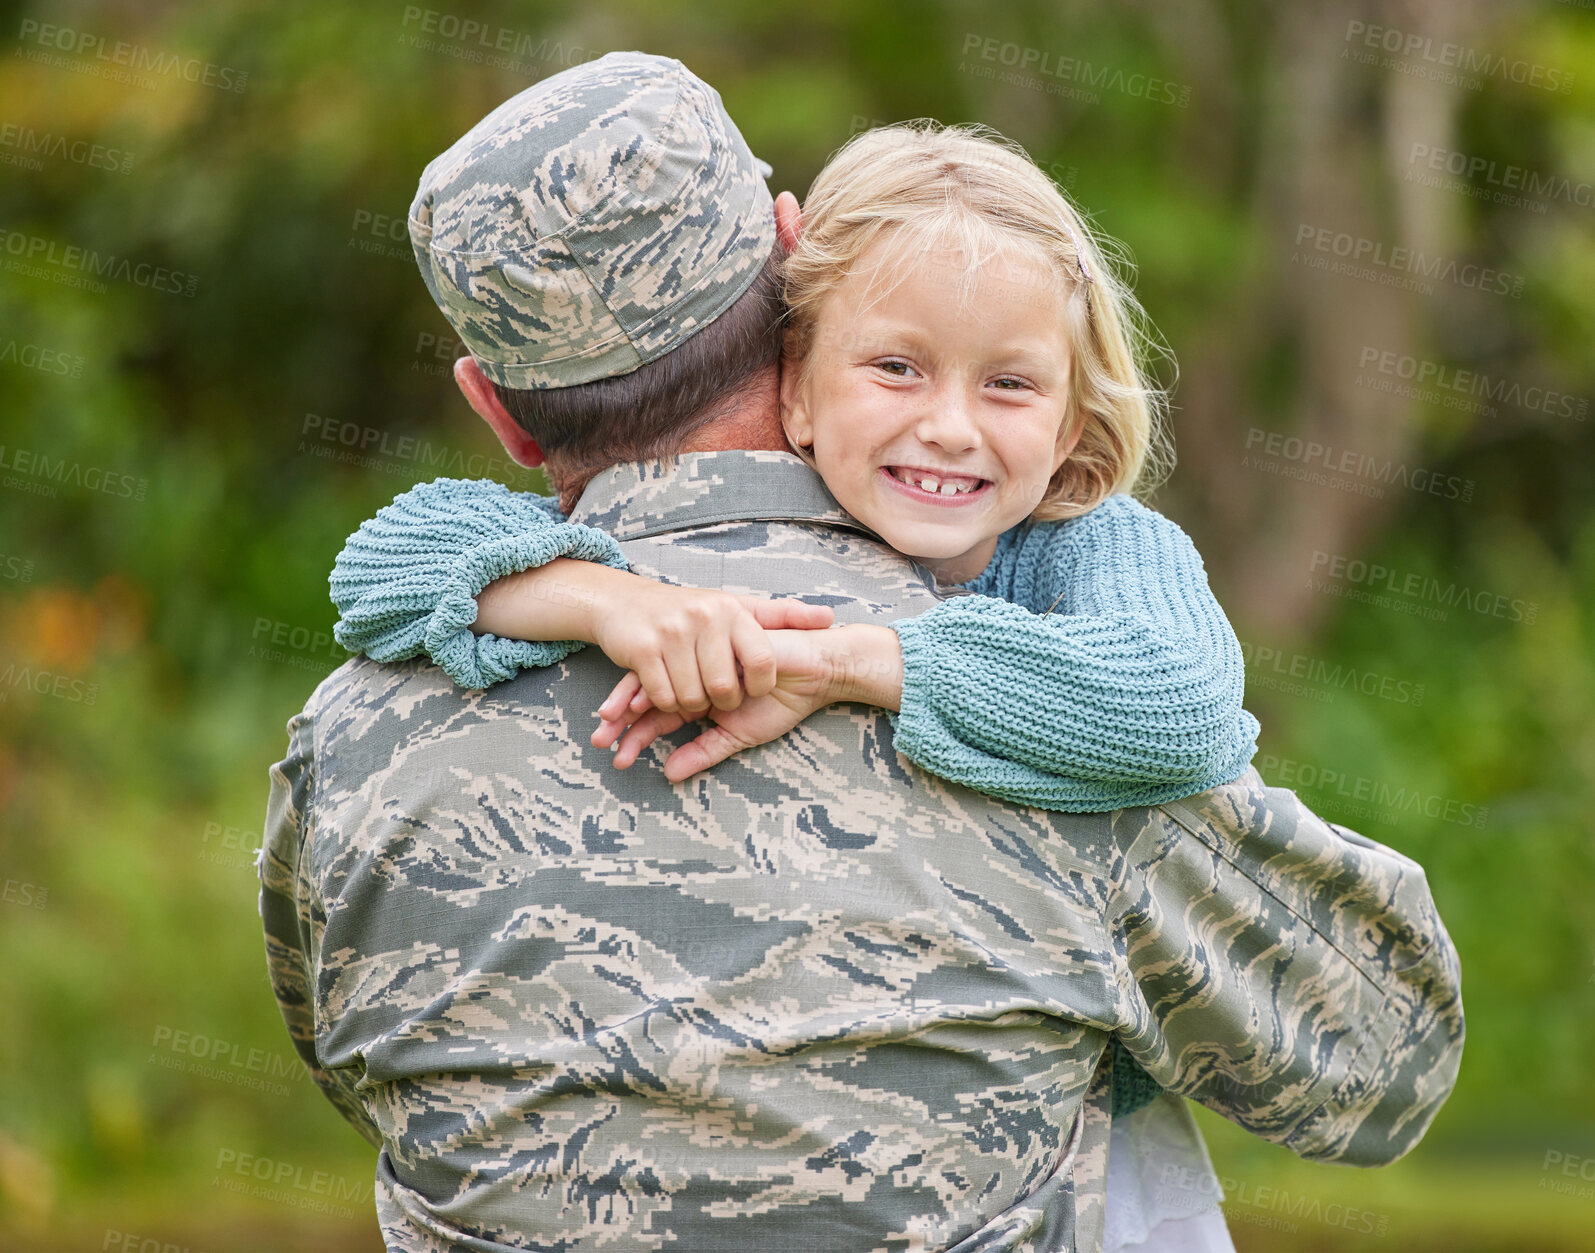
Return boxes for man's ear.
[774,191,803,254]
[454,357,544,468]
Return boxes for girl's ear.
[779,360,814,451]
[1052,408,1085,474]
[1050,372,1088,476]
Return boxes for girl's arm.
[329,477,629,689]
[614,495,1258,813]
[885,494,1260,811]
[329,477,831,701]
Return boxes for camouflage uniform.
[261,450,1464,1253]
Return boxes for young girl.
[332,123,1254,1251]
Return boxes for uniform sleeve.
[1108,770,1465,1167]
[328,476,629,690]
[887,496,1260,812]
[258,710,382,1147]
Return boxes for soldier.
[260,51,1463,1253]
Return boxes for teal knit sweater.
[329,477,1261,813]
[328,475,1261,1119]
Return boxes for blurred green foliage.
[0,1,1591,1249]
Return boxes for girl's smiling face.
[782,234,1081,586]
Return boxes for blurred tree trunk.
[1157,0,1490,638]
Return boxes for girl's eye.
[873,359,916,377]
[990,377,1032,391]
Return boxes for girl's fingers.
[599,671,644,721]
[662,725,749,782]
[591,711,637,749]
[633,655,678,715]
[612,709,688,769]
[697,627,744,711]
[663,637,708,716]
[731,614,777,700]
[740,597,834,632]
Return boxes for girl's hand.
[587,582,833,715]
[590,624,903,781]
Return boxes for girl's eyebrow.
[841,311,1066,378]
[991,346,1064,376]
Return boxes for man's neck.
[677,365,786,455]
[549,365,787,512]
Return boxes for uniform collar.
[568,450,879,541]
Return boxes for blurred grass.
[1194,1106,1595,1253]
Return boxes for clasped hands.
[582,581,903,783]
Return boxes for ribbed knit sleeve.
[887,495,1260,813]
[328,477,629,690]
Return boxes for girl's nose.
[914,385,982,453]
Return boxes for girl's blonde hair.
[781,121,1174,518]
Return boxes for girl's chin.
[871,522,990,563]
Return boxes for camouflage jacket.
[260,450,1464,1252]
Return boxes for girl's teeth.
[892,467,980,494]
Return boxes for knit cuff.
[885,607,1261,813]
[884,613,947,771]
[421,523,628,690]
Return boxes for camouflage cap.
[409,51,777,390]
